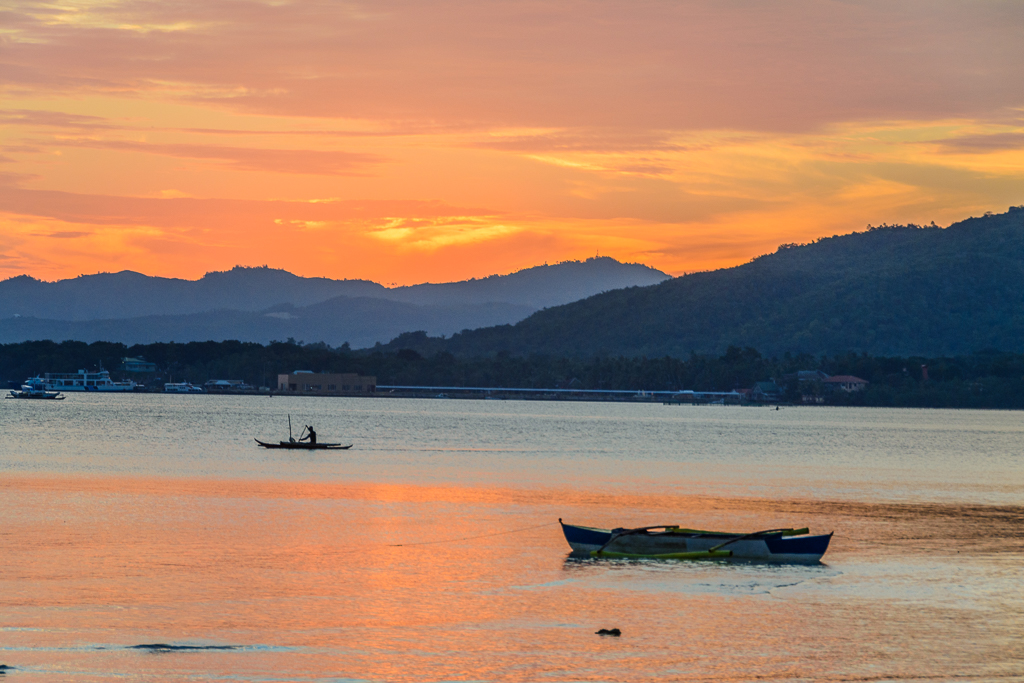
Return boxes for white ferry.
[26,369,137,392]
[164,382,204,393]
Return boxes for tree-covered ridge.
[2,339,1024,409]
[395,207,1024,358]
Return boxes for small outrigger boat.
[255,416,352,450]
[560,519,832,563]
[254,439,352,450]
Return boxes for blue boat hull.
[561,521,832,563]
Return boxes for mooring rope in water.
[388,521,560,547]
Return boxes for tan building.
[276,371,376,395]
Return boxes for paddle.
[707,528,795,553]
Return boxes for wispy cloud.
[1,0,1023,284]
[61,138,383,175]
[31,230,90,239]
[0,108,119,130]
[475,130,685,154]
[935,132,1024,154]
[364,216,519,249]
[0,170,41,186]
[0,186,495,229]
[4,1,1024,131]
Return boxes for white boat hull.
[43,385,136,392]
[27,370,137,392]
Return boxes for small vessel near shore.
[7,384,64,400]
[256,415,352,450]
[560,520,832,562]
[254,439,352,450]
[24,369,136,392]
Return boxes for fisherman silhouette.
[304,425,317,445]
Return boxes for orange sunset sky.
[2,0,1023,285]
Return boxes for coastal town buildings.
[276,371,377,395]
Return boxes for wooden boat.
[256,416,352,450]
[255,439,352,450]
[560,519,832,563]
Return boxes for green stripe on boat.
[663,527,809,536]
[590,549,734,560]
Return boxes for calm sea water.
[1,395,1022,682]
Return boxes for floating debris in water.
[595,628,621,637]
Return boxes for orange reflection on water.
[2,474,1022,682]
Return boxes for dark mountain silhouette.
[0,297,534,349]
[382,206,1024,358]
[0,269,386,320]
[0,257,667,320]
[0,257,669,347]
[381,258,671,308]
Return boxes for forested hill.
[387,206,1024,358]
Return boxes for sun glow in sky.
[2,0,1023,284]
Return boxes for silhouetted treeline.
[2,339,1024,409]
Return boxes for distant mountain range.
[8,207,1023,358]
[382,206,1024,358]
[0,258,670,348]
